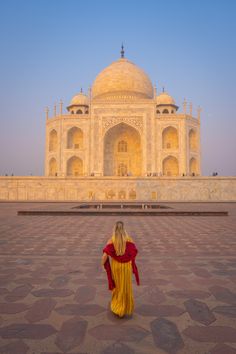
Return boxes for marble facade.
[45,53,201,179]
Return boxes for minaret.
[183,98,187,114]
[59,99,63,115]
[197,106,202,175]
[54,103,57,117]
[189,102,193,116]
[197,106,202,121]
[45,107,49,120]
[120,43,125,58]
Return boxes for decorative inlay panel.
[102,116,143,135]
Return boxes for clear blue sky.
[0,0,235,176]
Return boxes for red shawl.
[103,241,140,290]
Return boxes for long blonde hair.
[112,221,128,256]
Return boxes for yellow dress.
[110,237,134,317]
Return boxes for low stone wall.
[0,176,236,202]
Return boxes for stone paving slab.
[0,202,236,354]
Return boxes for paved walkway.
[0,202,236,354]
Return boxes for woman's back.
[102,221,139,318]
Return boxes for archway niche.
[49,129,58,152]
[162,126,178,149]
[190,157,198,175]
[103,123,142,176]
[162,156,179,176]
[67,127,83,149]
[67,156,83,176]
[49,157,57,176]
[189,129,197,151]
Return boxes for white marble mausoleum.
[45,49,201,179]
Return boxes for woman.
[101,221,139,317]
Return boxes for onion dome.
[69,92,89,106]
[92,57,153,100]
[156,92,176,106]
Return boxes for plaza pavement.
[0,202,236,354]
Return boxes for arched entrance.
[162,126,179,149]
[190,157,198,175]
[162,156,179,176]
[67,156,83,176]
[103,123,142,176]
[49,157,57,176]
[189,129,197,151]
[67,127,83,149]
[49,130,58,152]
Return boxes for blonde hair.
[112,221,128,256]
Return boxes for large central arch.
[103,123,142,176]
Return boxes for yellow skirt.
[110,258,134,317]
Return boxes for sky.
[0,0,235,176]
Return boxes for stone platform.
[0,202,236,354]
[1,176,236,202]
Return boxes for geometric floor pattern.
[0,202,236,354]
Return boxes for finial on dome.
[80,88,83,93]
[120,43,125,58]
[153,84,157,98]
[162,86,165,93]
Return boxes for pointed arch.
[189,129,197,151]
[49,129,58,152]
[162,109,169,114]
[103,122,142,176]
[49,157,57,176]
[190,157,198,175]
[162,126,179,149]
[67,127,83,149]
[162,156,179,176]
[67,156,83,176]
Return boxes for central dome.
[92,58,153,100]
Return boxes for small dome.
[70,92,89,106]
[92,58,153,100]
[156,92,175,106]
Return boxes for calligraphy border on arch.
[102,116,143,136]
